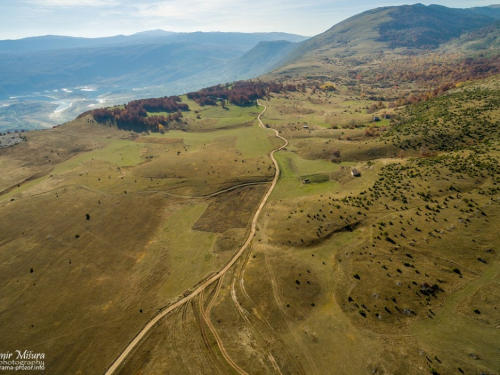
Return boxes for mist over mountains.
[0,30,307,54]
[0,31,308,99]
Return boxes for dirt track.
[104,102,288,375]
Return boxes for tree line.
[187,81,299,106]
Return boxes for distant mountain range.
[0,30,306,53]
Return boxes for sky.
[0,0,498,40]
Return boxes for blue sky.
[0,0,498,39]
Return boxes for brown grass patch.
[135,137,184,144]
[193,184,268,233]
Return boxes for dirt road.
[104,102,287,375]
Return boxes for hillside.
[467,4,500,19]
[275,6,393,70]
[224,40,299,79]
[442,20,500,52]
[377,4,494,48]
[273,4,496,76]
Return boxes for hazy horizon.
[0,29,312,41]
[1,1,498,40]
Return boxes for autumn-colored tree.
[320,83,337,91]
[91,95,188,132]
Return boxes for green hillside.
[378,4,494,48]
[442,20,500,52]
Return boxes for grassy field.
[1,73,500,375]
[0,98,275,374]
[51,139,146,172]
[270,151,341,200]
[150,202,218,297]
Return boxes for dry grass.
[2,75,500,375]
[0,101,277,374]
[193,184,268,233]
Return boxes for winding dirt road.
[104,101,288,375]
